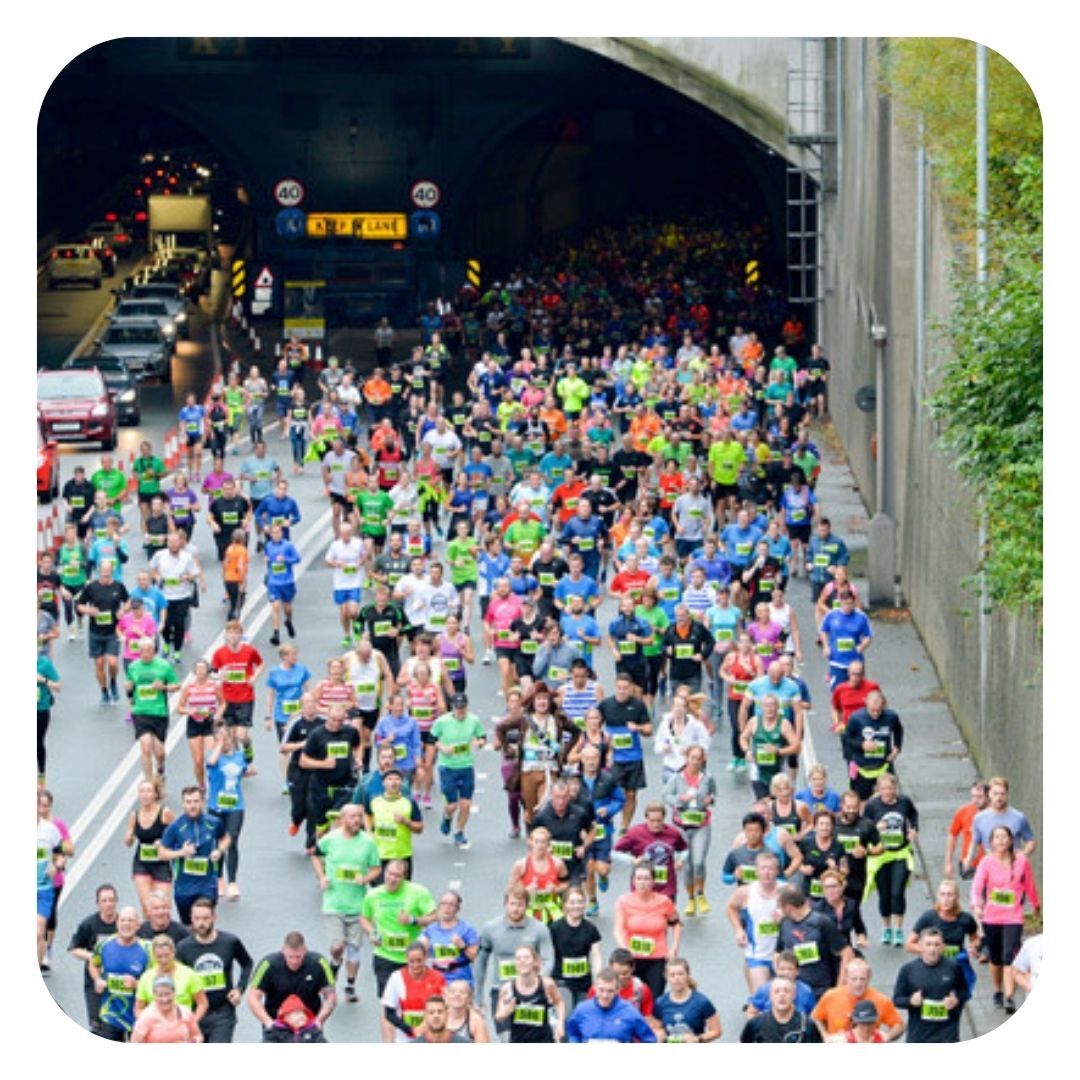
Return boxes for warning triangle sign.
[254,266,274,288]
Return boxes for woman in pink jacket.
[971,825,1040,1014]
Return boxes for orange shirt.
[949,803,984,866]
[812,986,902,1035]
[616,891,677,960]
[741,340,764,368]
[540,407,568,441]
[223,544,249,584]
[363,377,392,405]
[629,413,661,451]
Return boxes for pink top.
[132,1002,200,1043]
[971,852,1039,925]
[484,594,523,632]
[118,613,159,661]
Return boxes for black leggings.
[62,595,77,626]
[225,582,245,621]
[728,698,744,759]
[37,710,50,775]
[983,923,1023,966]
[874,858,911,918]
[633,957,668,1002]
[218,808,244,882]
[164,598,191,653]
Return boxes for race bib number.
[225,669,246,683]
[660,588,679,601]
[921,1000,948,1021]
[106,974,132,995]
[433,944,459,960]
[375,824,398,841]
[757,920,779,936]
[282,700,302,715]
[793,941,821,966]
[136,686,158,701]
[343,564,359,575]
[618,640,636,655]
[548,666,568,682]
[942,945,960,959]
[327,741,350,758]
[271,562,286,575]
[513,1005,545,1026]
[611,733,633,751]
[374,621,392,636]
[576,537,595,552]
[357,682,377,695]
[755,746,777,766]
[217,792,239,809]
[412,706,433,721]
[94,612,113,626]
[839,835,859,852]
[393,744,407,761]
[383,933,409,951]
[989,888,1017,906]
[183,857,209,876]
[675,644,694,660]
[138,843,159,862]
[790,508,806,522]
[739,866,758,883]
[429,614,447,629]
[880,829,904,848]
[593,824,607,841]
[865,742,885,758]
[629,936,655,957]
[539,573,556,587]
[335,865,362,883]
[681,809,705,827]
[561,957,589,979]
[200,970,226,991]
[755,642,774,656]
[836,637,856,653]
[716,628,734,642]
[222,512,239,525]
[808,878,824,898]
[735,543,752,557]
[403,1010,424,1028]
[813,554,830,568]
[521,640,539,655]
[497,960,518,981]
[653,866,669,885]
[549,840,574,860]
[450,743,470,757]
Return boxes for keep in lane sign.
[305,212,407,240]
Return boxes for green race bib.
[183,857,209,875]
[513,1005,545,1026]
[138,843,159,862]
[921,1000,948,1021]
[629,936,655,957]
[327,741,350,758]
[793,941,820,965]
[497,960,517,981]
[561,957,589,979]
[549,840,574,859]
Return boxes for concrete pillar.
[868,512,897,607]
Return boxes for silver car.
[122,282,190,336]
[94,319,172,382]
[109,298,178,343]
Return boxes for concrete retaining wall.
[822,38,1042,872]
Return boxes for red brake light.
[163,189,171,196]
[134,188,143,197]
[144,176,152,186]
[114,233,129,243]
[104,212,117,221]
[134,210,147,221]
[156,168,164,177]
[104,247,114,257]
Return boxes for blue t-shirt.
[780,485,816,528]
[256,494,302,536]
[161,812,226,895]
[745,674,802,721]
[559,517,605,563]
[820,608,873,669]
[508,572,539,598]
[242,455,280,502]
[265,539,302,585]
[652,573,683,620]
[689,551,732,586]
[795,786,843,815]
[654,989,718,1038]
[706,604,741,647]
[566,997,657,1043]
[554,574,599,608]
[722,523,764,567]
[95,936,151,1032]
[478,551,511,593]
[747,977,816,1017]
[127,585,167,623]
[560,613,601,663]
[207,750,250,814]
[178,404,206,436]
[372,713,422,772]
[267,663,312,725]
[423,920,480,984]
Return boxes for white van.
[47,243,103,289]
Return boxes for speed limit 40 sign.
[410,180,441,209]
[274,178,306,208]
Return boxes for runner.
[210,620,264,763]
[891,927,969,1042]
[156,785,229,926]
[431,691,486,849]
[66,883,119,1035]
[87,906,151,1041]
[380,941,448,1042]
[149,530,198,662]
[263,521,302,646]
[76,558,129,706]
[205,723,256,901]
[862,773,920,945]
[123,777,176,918]
[359,859,437,996]
[124,636,179,781]
[612,862,682,1001]
[651,957,722,1042]
[246,931,337,1042]
[662,744,717,915]
[565,965,657,1043]
[725,850,784,991]
[494,944,565,1043]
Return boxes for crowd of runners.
[36,218,1042,1044]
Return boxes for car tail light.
[144,176,153,186]
[105,212,117,221]
[135,210,147,222]
[114,234,129,243]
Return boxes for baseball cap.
[851,1000,879,1024]
[450,692,468,708]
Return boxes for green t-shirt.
[127,657,177,716]
[357,490,393,536]
[317,828,381,915]
[557,376,589,412]
[367,794,420,859]
[133,456,166,496]
[58,543,87,588]
[709,440,746,485]
[770,355,798,383]
[91,468,127,507]
[360,881,435,962]
[505,519,545,556]
[430,712,485,769]
[445,537,479,586]
[506,447,535,480]
[136,961,202,1007]
[634,603,671,657]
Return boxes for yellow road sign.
[305,213,407,240]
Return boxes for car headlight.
[163,323,176,337]
[173,312,187,323]
[119,389,136,403]
[91,403,110,417]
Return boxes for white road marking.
[60,505,333,905]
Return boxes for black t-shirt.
[549,917,602,991]
[531,802,593,880]
[250,950,334,1018]
[77,580,129,636]
[209,495,251,531]
[177,930,254,1010]
[833,817,880,887]
[303,722,361,786]
[68,913,119,987]
[597,695,650,732]
[893,957,967,1043]
[137,918,189,946]
[911,910,978,955]
[740,1009,823,1043]
[63,479,96,519]
[145,512,170,550]
[612,449,651,497]
[38,570,61,616]
[531,555,568,596]
[282,714,320,769]
[358,602,406,660]
[776,910,848,994]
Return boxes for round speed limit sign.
[410,180,441,209]
[273,178,306,208]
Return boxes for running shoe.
[1004,997,1017,1014]
[423,793,432,809]
[269,631,281,646]
[285,619,296,638]
[345,983,359,1004]
[100,690,110,706]
[585,902,600,917]
[288,823,299,836]
[598,873,609,893]
[440,814,452,836]
[696,895,712,915]
[109,684,119,703]
[882,928,892,945]
[993,991,1004,1009]
[227,883,240,902]
[508,829,521,840]
[893,928,904,947]
[67,627,76,642]
[727,758,737,771]
[482,650,493,666]
[341,636,353,648]
[684,899,697,917]
[454,832,470,850]
[282,784,290,796]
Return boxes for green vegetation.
[880,39,1042,617]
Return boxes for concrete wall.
[822,38,1042,869]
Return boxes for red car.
[37,425,59,503]
[37,367,117,450]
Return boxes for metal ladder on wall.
[786,38,836,320]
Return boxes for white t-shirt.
[393,573,430,626]
[422,428,462,469]
[326,537,364,592]
[1012,934,1043,986]
[422,582,460,632]
[323,449,356,494]
[150,549,197,600]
